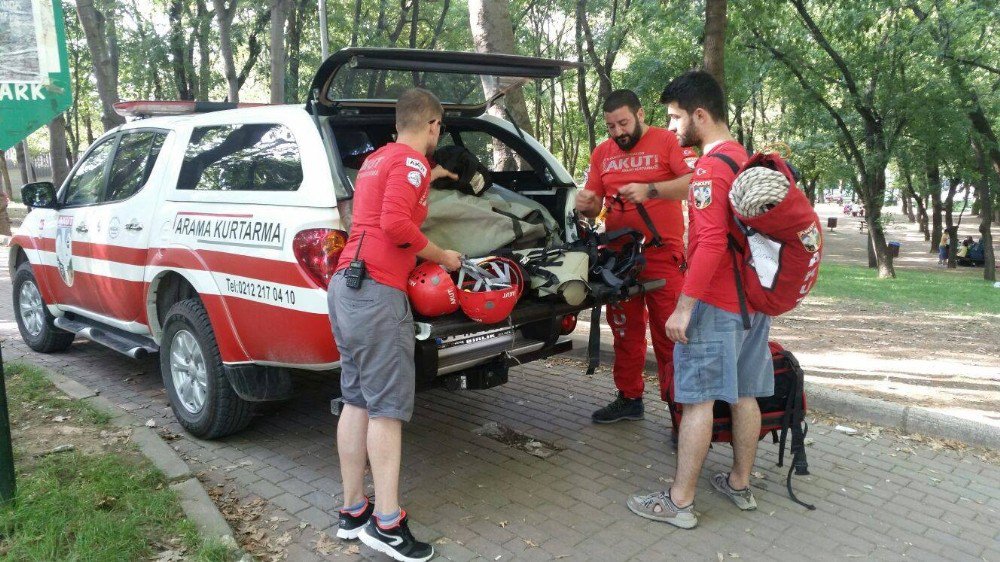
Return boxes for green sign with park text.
[0,0,73,151]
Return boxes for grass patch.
[4,362,111,426]
[1,363,240,562]
[811,263,1000,315]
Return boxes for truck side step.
[55,317,159,359]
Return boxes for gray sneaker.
[626,491,698,529]
[711,472,758,511]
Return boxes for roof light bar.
[113,100,268,118]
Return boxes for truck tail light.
[293,229,347,289]
[559,313,578,335]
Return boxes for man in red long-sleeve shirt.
[328,88,461,561]
[575,89,695,424]
[626,72,774,529]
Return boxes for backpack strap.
[726,234,753,330]
[710,152,740,174]
[634,202,664,249]
[779,350,816,510]
[586,304,602,375]
[712,152,752,330]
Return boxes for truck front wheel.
[160,298,254,439]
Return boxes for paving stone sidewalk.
[1,266,998,561]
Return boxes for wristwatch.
[646,183,657,200]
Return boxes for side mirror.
[21,181,58,209]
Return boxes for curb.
[33,364,241,553]
[565,333,1000,450]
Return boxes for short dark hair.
[659,71,727,123]
[602,89,642,114]
[396,87,443,133]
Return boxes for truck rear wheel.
[160,298,254,439]
[12,262,75,353]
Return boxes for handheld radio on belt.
[344,231,367,289]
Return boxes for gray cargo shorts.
[328,271,416,421]
[673,300,773,405]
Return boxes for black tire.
[12,262,75,353]
[160,298,254,439]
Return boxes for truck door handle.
[75,224,88,233]
[125,221,143,232]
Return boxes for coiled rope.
[729,166,789,218]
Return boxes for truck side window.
[63,137,115,207]
[105,131,166,202]
[178,124,303,191]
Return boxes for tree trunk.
[973,140,996,281]
[269,0,289,104]
[703,0,727,91]
[286,0,304,103]
[49,116,70,189]
[196,0,212,100]
[468,0,534,170]
[14,143,29,187]
[213,0,240,102]
[0,151,13,199]
[238,8,271,91]
[168,0,192,100]
[574,5,596,152]
[76,0,125,130]
[943,177,959,268]
[928,160,942,254]
[805,177,817,206]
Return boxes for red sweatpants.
[606,247,685,401]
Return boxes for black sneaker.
[336,497,374,540]
[359,511,434,562]
[592,392,644,423]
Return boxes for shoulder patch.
[798,223,822,253]
[407,170,423,188]
[691,180,713,209]
[694,166,710,177]
[405,157,428,176]
[684,156,698,170]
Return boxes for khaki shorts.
[328,272,416,421]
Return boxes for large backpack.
[712,152,823,326]
[665,341,815,509]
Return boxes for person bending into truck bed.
[575,89,696,423]
[626,71,772,529]
[328,87,462,562]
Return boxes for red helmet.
[455,257,525,323]
[407,261,460,317]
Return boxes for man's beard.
[613,122,643,150]
[678,126,702,149]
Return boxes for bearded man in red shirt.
[575,89,695,423]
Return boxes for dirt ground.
[770,203,1000,427]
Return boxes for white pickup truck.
[10,48,653,438]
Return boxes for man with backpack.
[574,89,696,424]
[626,71,774,529]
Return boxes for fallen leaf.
[52,415,69,422]
[145,419,157,428]
[346,544,360,554]
[314,533,338,556]
[498,520,508,528]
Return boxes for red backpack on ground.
[665,341,815,510]
[712,152,823,326]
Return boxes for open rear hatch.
[308,48,580,117]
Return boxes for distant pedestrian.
[939,232,950,265]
